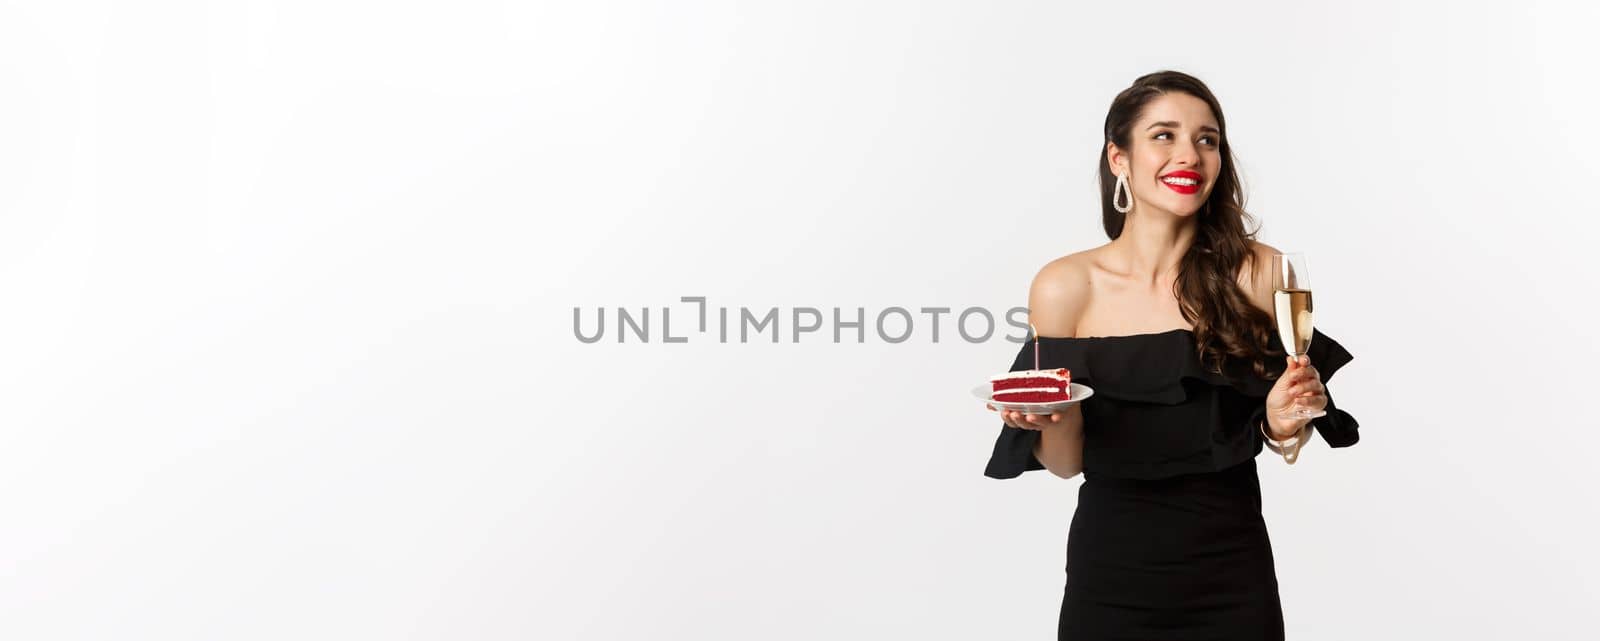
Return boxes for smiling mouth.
[1160,175,1200,194]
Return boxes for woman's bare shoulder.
[1241,239,1280,314]
[1027,249,1099,337]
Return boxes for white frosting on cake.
[990,369,1070,383]
[992,386,1064,395]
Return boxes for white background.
[3,1,1598,639]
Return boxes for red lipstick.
[1160,170,1201,195]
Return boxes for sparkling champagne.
[1273,288,1314,356]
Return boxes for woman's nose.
[1173,140,1199,165]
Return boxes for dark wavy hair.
[1097,70,1279,379]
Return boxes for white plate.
[972,382,1094,414]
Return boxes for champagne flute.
[1272,252,1326,420]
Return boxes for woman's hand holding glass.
[1264,355,1326,438]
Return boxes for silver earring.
[1113,172,1132,213]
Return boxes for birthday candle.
[1030,321,1039,370]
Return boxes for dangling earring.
[1113,171,1132,213]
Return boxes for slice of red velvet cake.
[990,368,1072,403]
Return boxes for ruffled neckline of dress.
[1027,327,1353,405]
[986,327,1360,480]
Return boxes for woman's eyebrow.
[1144,121,1222,134]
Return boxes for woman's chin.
[1161,191,1211,217]
[1132,197,1206,219]
[1152,204,1203,218]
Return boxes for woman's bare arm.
[1031,405,1085,479]
[1024,257,1090,479]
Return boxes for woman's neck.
[1106,211,1197,287]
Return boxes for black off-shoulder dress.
[984,328,1359,641]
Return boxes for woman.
[984,70,1361,640]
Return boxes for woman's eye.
[1153,131,1219,146]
